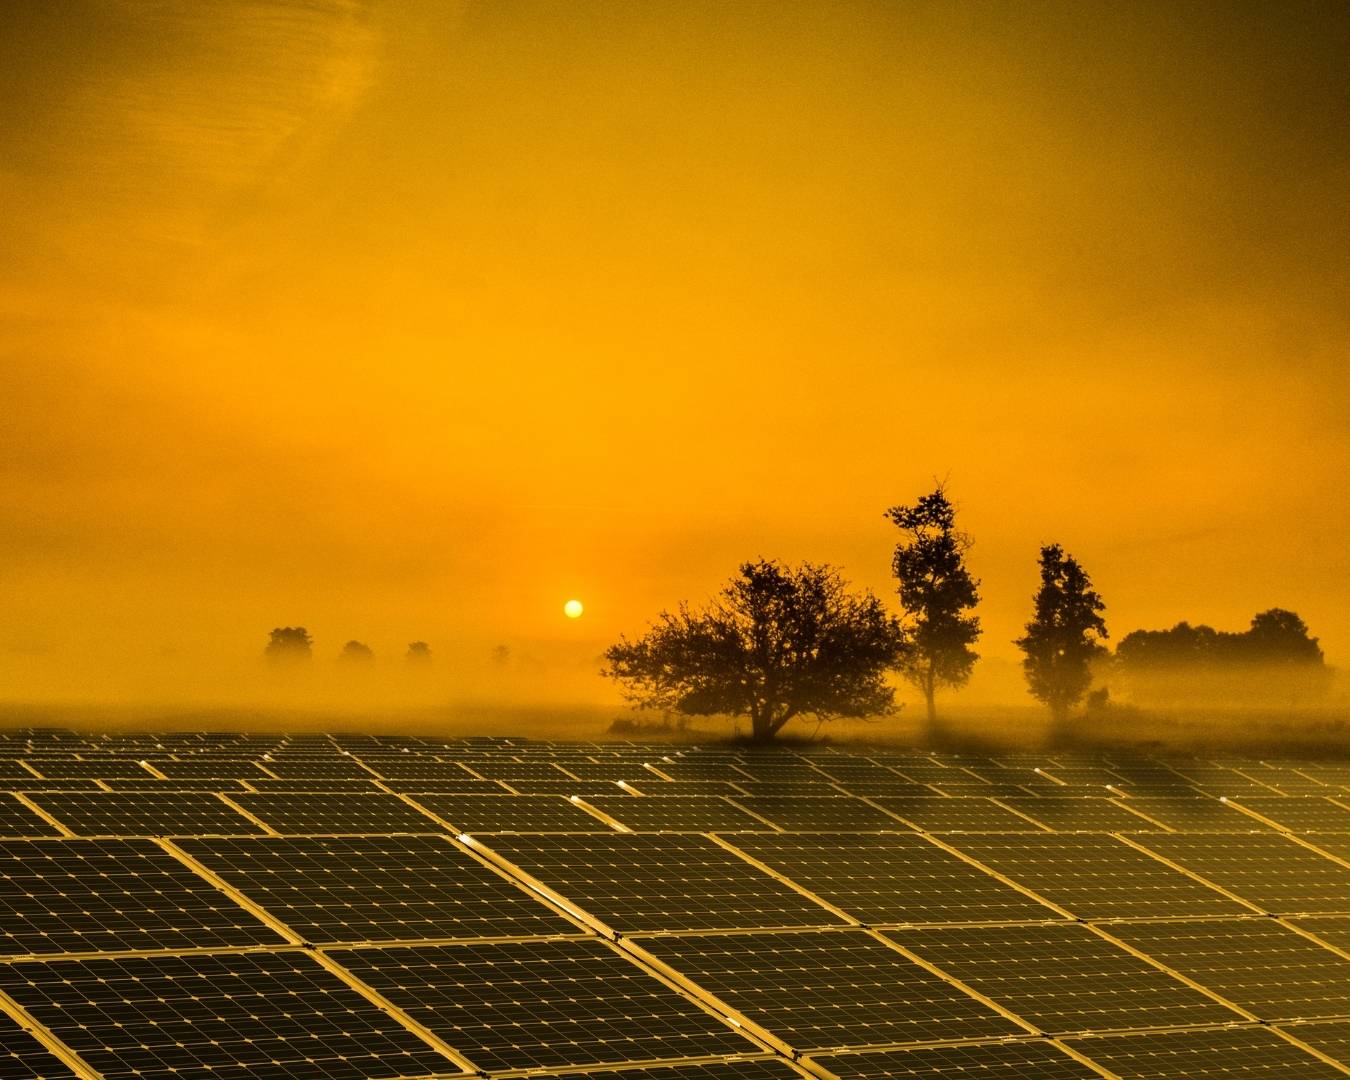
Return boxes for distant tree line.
[603,484,1330,743]
[1114,609,1330,704]
[264,628,434,667]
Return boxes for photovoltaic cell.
[179,834,578,942]
[640,930,1022,1051]
[478,833,846,932]
[1064,1025,1347,1077]
[884,924,1240,1033]
[26,792,263,837]
[809,1039,1099,1078]
[726,833,1060,925]
[0,838,284,955]
[332,938,756,1072]
[1105,918,1350,1019]
[943,835,1248,919]
[0,951,454,1080]
[1130,833,1350,914]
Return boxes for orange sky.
[2,1,1347,707]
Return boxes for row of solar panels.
[1,829,1348,950]
[5,789,1350,838]
[0,827,1348,1072]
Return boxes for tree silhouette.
[406,641,432,664]
[338,640,374,664]
[884,485,981,736]
[603,559,906,743]
[1015,544,1108,729]
[264,627,313,666]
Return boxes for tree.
[603,559,907,743]
[264,626,313,666]
[338,640,374,664]
[1242,609,1324,665]
[884,485,981,735]
[406,641,432,664]
[1014,544,1108,729]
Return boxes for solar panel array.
[0,729,1348,1079]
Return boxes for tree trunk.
[922,671,944,746]
[750,709,773,744]
[1047,699,1071,745]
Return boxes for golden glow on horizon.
[0,2,1347,707]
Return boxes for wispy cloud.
[20,0,382,249]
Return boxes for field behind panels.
[0,733,1349,1079]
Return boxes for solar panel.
[482,777,641,795]
[378,778,509,794]
[178,834,580,942]
[884,923,1240,1033]
[0,951,456,1080]
[1108,796,1259,832]
[653,762,752,782]
[0,838,284,954]
[358,760,481,781]
[467,761,577,780]
[1288,916,1350,952]
[732,781,844,797]
[0,1008,79,1078]
[152,759,271,779]
[1130,833,1350,914]
[0,794,62,836]
[997,797,1162,832]
[809,1039,1100,1077]
[625,780,751,796]
[231,793,444,834]
[730,796,905,832]
[872,797,1044,833]
[240,778,385,792]
[1231,797,1350,832]
[259,758,376,779]
[1104,918,1350,1019]
[726,833,1061,925]
[1283,1021,1350,1070]
[408,793,613,832]
[331,938,756,1072]
[561,1060,802,1079]
[477,833,847,932]
[586,795,772,832]
[23,759,152,779]
[943,835,1249,919]
[26,792,263,837]
[1062,1025,1347,1077]
[639,929,1023,1051]
[1300,834,1350,863]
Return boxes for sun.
[563,599,584,619]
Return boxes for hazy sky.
[2,1,1348,704]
